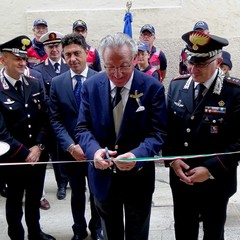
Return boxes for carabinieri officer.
[165,30,240,240]
[0,35,55,240]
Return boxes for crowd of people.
[0,17,239,240]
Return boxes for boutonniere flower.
[130,90,145,112]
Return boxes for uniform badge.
[174,100,184,107]
[3,98,15,104]
[218,100,225,107]
[210,126,218,134]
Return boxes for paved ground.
[1,164,240,240]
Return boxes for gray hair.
[98,32,137,61]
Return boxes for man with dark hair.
[34,31,70,201]
[49,33,103,240]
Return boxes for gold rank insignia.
[21,38,31,50]
[218,100,225,107]
[189,32,210,51]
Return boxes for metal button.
[213,120,216,123]
[184,142,188,147]
[191,116,195,120]
[28,114,30,118]
[186,128,191,133]
[29,134,32,138]
[28,125,31,128]
[25,104,28,108]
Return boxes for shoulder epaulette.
[224,76,240,87]
[34,61,44,67]
[24,74,37,81]
[172,73,190,81]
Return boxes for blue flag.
[123,11,132,38]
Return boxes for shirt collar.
[49,58,61,67]
[4,72,22,87]
[110,71,134,91]
[194,69,218,89]
[70,65,89,79]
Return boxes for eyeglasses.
[104,63,132,74]
[185,58,217,69]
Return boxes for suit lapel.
[22,76,32,102]
[116,74,144,141]
[180,80,195,113]
[99,75,115,138]
[44,60,56,78]
[1,77,25,103]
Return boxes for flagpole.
[123,1,133,38]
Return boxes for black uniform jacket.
[0,69,49,163]
[165,70,240,196]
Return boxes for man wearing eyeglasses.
[139,24,167,82]
[75,32,167,240]
[164,30,240,240]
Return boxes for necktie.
[15,80,23,97]
[194,84,205,107]
[54,62,60,73]
[73,75,82,107]
[112,87,123,135]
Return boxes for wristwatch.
[38,144,45,151]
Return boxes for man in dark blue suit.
[33,31,70,202]
[75,32,167,240]
[49,33,103,240]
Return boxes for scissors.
[105,147,116,173]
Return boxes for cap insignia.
[189,32,210,51]
[21,38,31,50]
[49,33,57,41]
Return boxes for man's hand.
[114,152,136,171]
[71,144,87,161]
[93,148,115,170]
[25,145,42,163]
[185,166,212,183]
[170,159,193,185]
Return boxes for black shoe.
[71,232,88,240]
[57,187,66,200]
[28,231,56,240]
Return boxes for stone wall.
[0,0,240,86]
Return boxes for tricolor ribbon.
[0,150,240,166]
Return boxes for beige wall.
[1,0,240,86]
